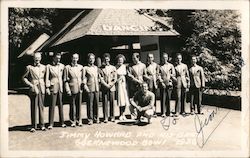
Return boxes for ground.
[8,94,241,151]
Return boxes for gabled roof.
[39,9,179,50]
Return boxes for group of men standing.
[22,51,205,132]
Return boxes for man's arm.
[82,67,90,92]
[99,69,110,89]
[109,67,117,87]
[130,92,141,111]
[185,65,190,88]
[45,65,51,95]
[127,67,142,84]
[22,66,33,87]
[200,67,205,88]
[63,66,71,95]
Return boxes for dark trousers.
[175,87,186,114]
[160,88,172,116]
[69,92,82,124]
[102,91,115,121]
[190,87,202,114]
[30,93,45,129]
[87,92,99,122]
[49,92,64,126]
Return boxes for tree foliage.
[9,8,57,48]
[182,10,241,91]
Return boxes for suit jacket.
[158,63,176,87]
[64,64,84,94]
[128,61,146,84]
[46,63,64,94]
[175,63,190,89]
[22,64,46,94]
[83,65,100,92]
[100,64,117,92]
[189,65,205,88]
[145,62,159,89]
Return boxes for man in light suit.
[100,53,117,123]
[83,53,101,125]
[128,52,147,119]
[64,53,84,127]
[174,53,190,117]
[144,53,159,117]
[158,53,176,117]
[46,52,66,129]
[189,55,205,115]
[22,52,46,132]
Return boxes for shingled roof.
[38,9,179,51]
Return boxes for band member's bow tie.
[34,64,40,67]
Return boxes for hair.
[141,82,148,86]
[147,53,154,57]
[53,52,61,58]
[87,53,95,59]
[72,53,79,58]
[116,54,126,62]
[176,53,182,58]
[34,52,42,58]
[132,52,140,59]
[191,55,197,59]
[162,52,168,57]
[103,53,110,59]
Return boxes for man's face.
[177,55,182,63]
[89,55,95,64]
[132,55,139,64]
[104,56,110,64]
[117,57,124,66]
[147,54,154,63]
[141,83,148,94]
[192,56,197,65]
[72,54,79,64]
[34,53,41,64]
[163,54,168,63]
[54,54,61,63]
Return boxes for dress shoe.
[119,116,123,121]
[122,115,127,120]
[104,119,108,123]
[48,126,53,130]
[78,123,83,127]
[161,114,166,118]
[131,115,137,120]
[71,123,76,127]
[111,118,115,122]
[30,128,36,133]
[88,121,93,125]
[41,127,46,131]
[134,120,141,125]
[61,124,67,128]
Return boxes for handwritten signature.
[160,115,179,130]
[194,106,231,148]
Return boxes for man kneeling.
[130,82,155,124]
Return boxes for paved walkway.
[8,94,241,151]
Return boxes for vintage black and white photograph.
[1,1,249,157]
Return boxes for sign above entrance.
[102,24,150,32]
